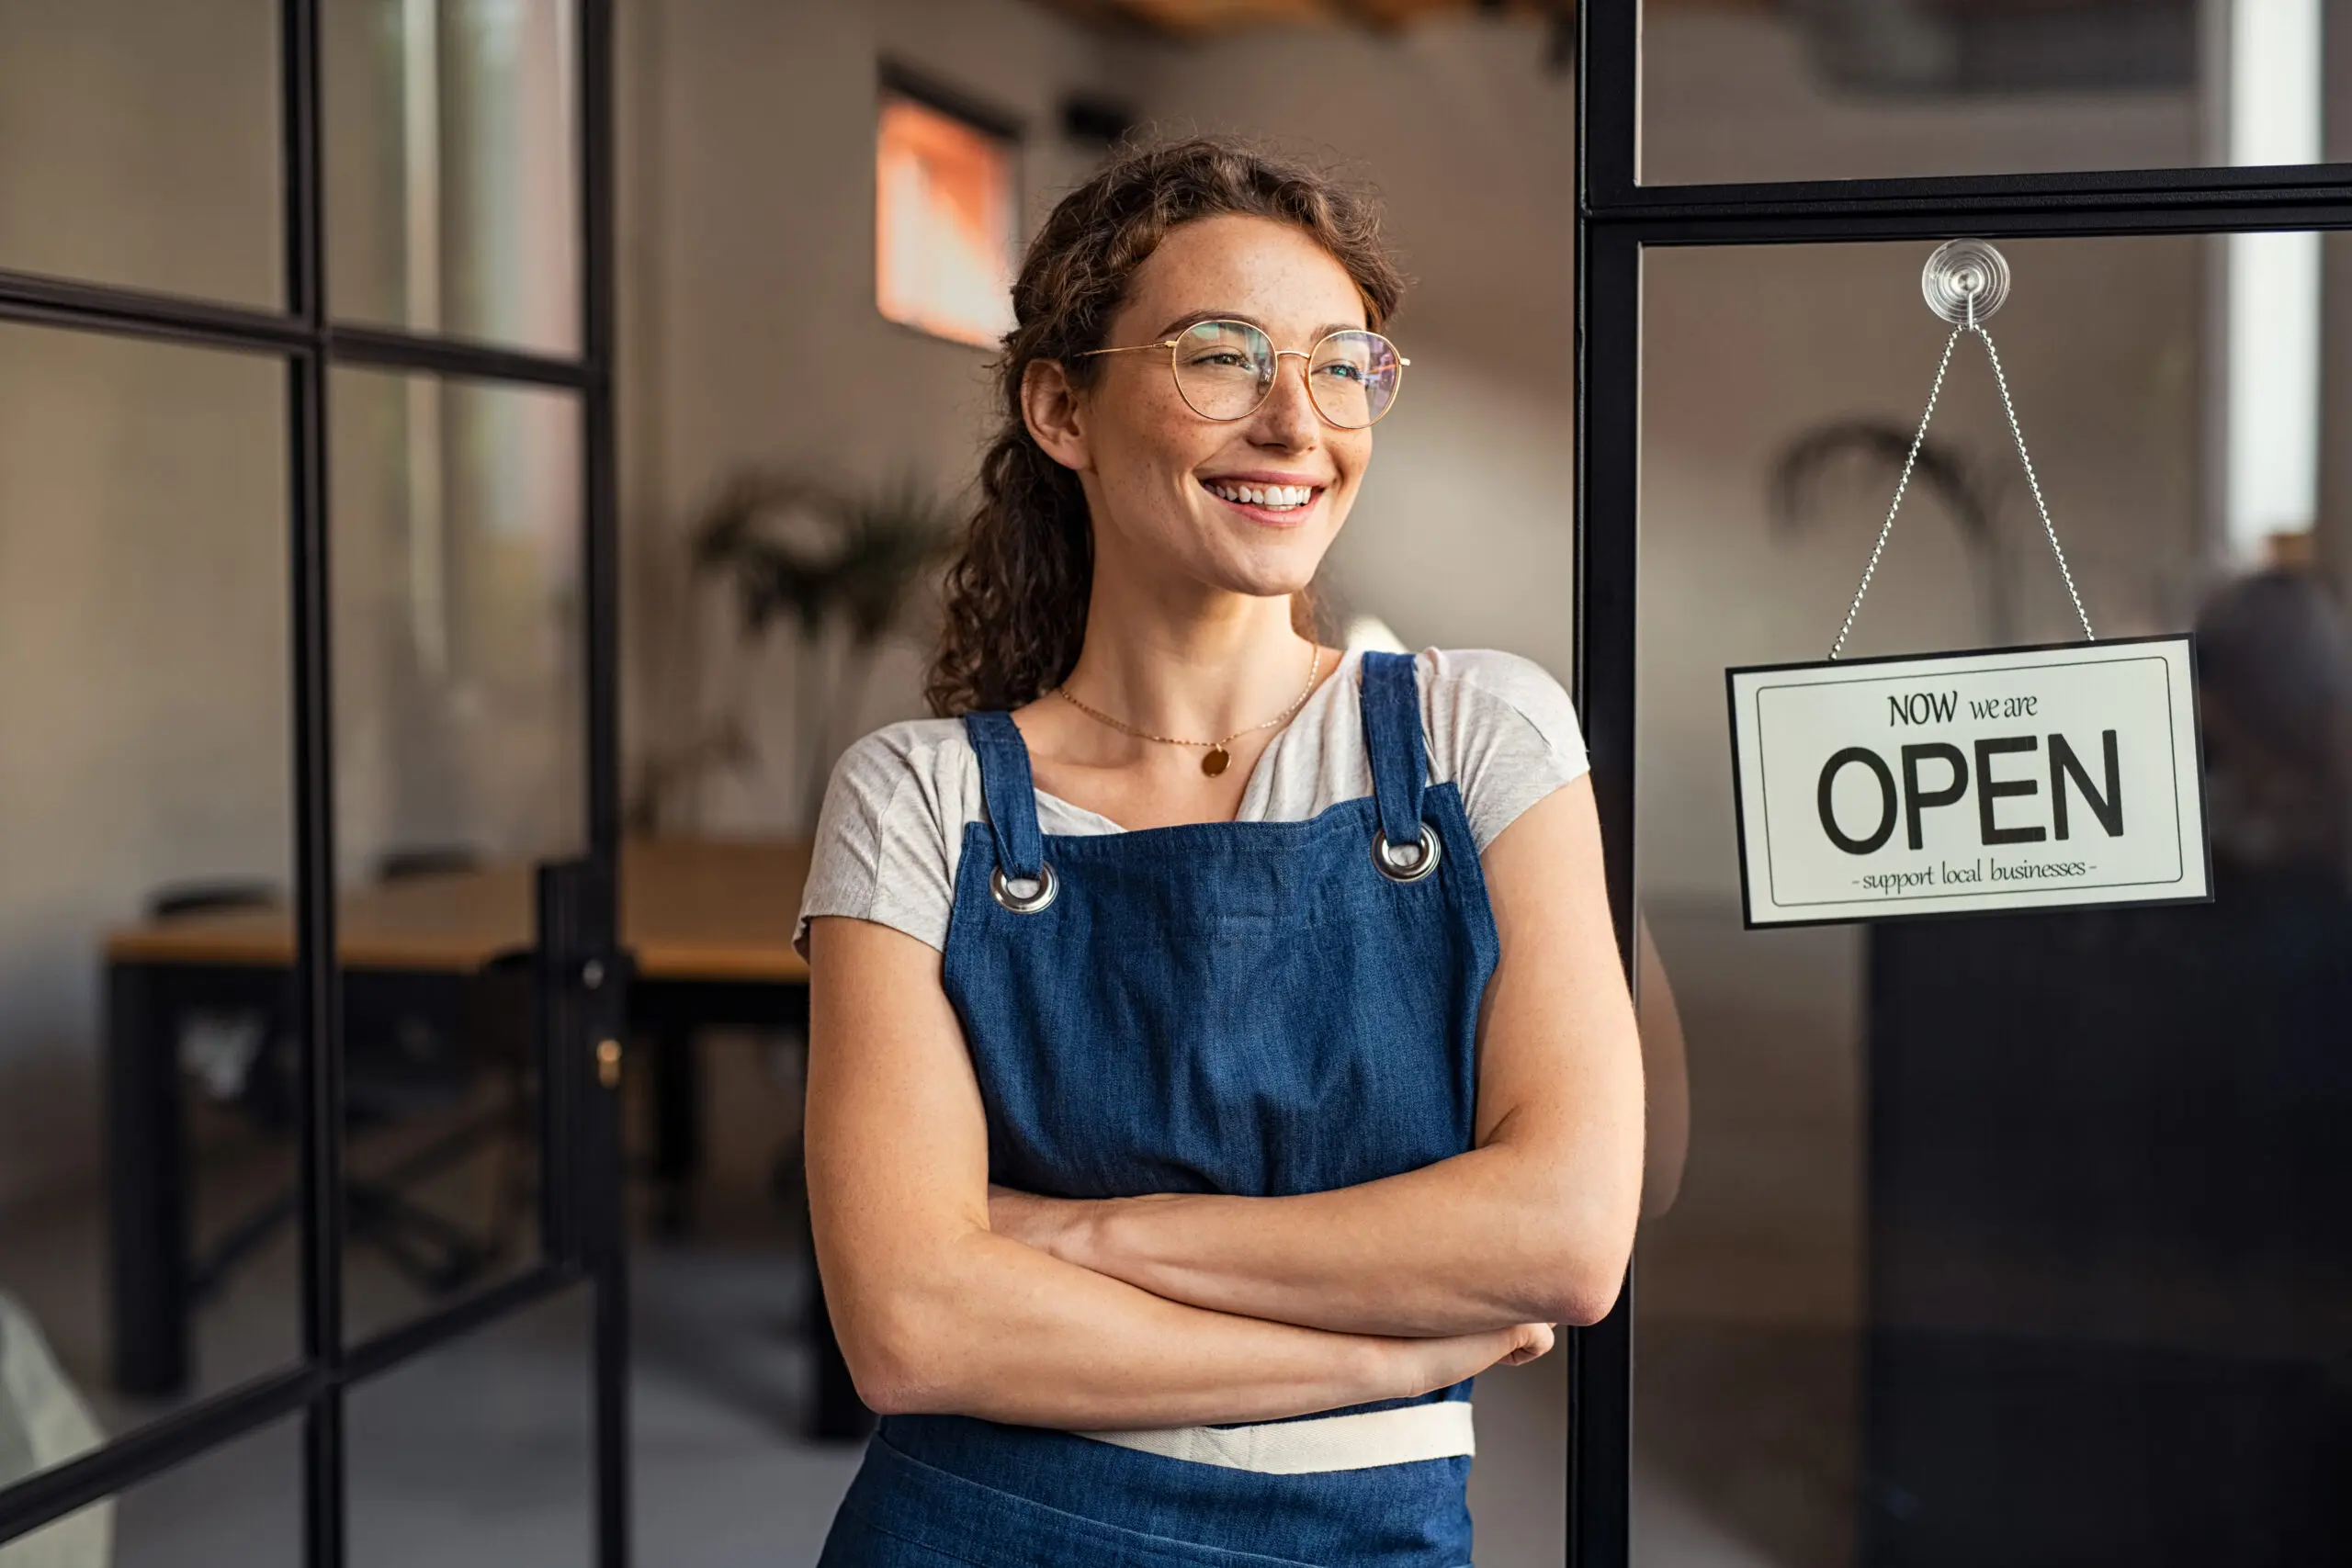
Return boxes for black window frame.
[1573,7,2352,1563]
[0,2,627,1563]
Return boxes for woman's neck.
[1056,581,1321,745]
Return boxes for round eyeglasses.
[1077,319,1408,430]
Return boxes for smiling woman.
[797,137,1644,1568]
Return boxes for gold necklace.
[1053,642,1325,777]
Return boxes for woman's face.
[1033,214,1376,604]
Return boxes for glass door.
[1578,8,2352,1564]
[1633,231,2351,1566]
[0,1,626,1562]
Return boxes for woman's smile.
[1196,469,1329,528]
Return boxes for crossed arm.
[982,773,1647,1337]
[804,774,1645,1429]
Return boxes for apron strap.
[1358,650,1428,847]
[961,710,1046,882]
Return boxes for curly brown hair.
[922,136,1408,717]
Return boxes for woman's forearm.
[825,1218,1543,1430]
[1000,1143,1627,1338]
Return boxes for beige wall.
[614,0,1110,834]
[0,331,291,1213]
[0,3,286,1212]
[1641,7,2199,186]
[0,0,281,306]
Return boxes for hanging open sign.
[1725,242,2212,927]
[1727,637,2211,927]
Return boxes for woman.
[795,138,1645,1566]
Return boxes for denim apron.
[818,651,1503,1567]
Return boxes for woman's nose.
[1252,353,1320,445]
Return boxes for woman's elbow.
[826,1277,969,1416]
[1522,1212,1634,1326]
[1537,1260,1626,1328]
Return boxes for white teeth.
[1205,480,1316,510]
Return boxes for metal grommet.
[1370,824,1442,884]
[989,862,1058,913]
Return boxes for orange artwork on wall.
[876,93,1016,348]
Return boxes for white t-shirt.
[793,647,1590,958]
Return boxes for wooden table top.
[104,838,812,983]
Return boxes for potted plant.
[628,468,958,836]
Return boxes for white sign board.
[1727,636,2211,927]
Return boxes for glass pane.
[330,367,583,1347]
[17,1411,302,1566]
[1640,3,2351,187]
[347,1284,590,1565]
[325,0,582,355]
[1634,235,2352,1562]
[624,1101,861,1560]
[0,325,295,1486]
[1463,1358,1567,1563]
[0,1,280,305]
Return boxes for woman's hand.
[1390,1321,1555,1400]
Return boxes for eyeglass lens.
[1171,320,1401,428]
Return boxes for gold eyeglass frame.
[1075,319,1410,430]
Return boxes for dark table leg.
[628,979,865,1437]
[647,1021,701,1238]
[107,962,188,1398]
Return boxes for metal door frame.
[1571,7,2352,1562]
[0,2,628,1562]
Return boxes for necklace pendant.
[1201,745,1230,777]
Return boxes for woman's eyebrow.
[1151,310,1371,339]
[1153,310,1261,337]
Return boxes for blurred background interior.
[0,1,2347,1564]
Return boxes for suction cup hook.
[1921,239,2009,326]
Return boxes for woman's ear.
[1021,359,1091,474]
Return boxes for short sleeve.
[1419,649,1591,852]
[793,721,967,958]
